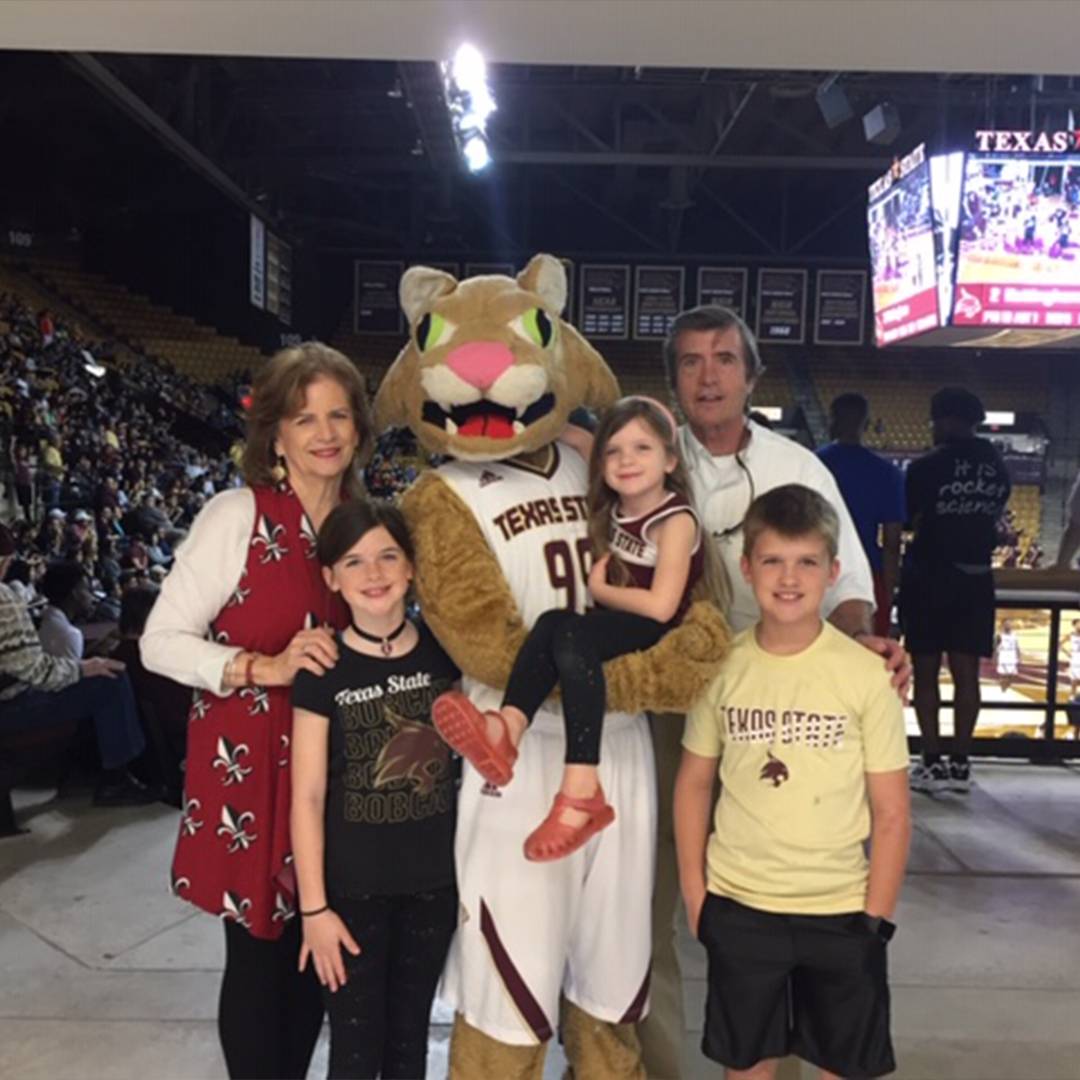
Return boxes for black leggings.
[503,608,667,765]
[219,916,324,1079]
[325,886,458,1079]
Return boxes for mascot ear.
[401,266,458,326]
[517,253,567,315]
[563,325,621,412]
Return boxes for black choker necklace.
[350,617,408,656]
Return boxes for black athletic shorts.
[899,562,995,657]
[697,893,895,1079]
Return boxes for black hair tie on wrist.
[300,904,329,917]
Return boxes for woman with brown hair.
[142,342,373,1079]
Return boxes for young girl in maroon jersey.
[434,396,707,862]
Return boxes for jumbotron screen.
[868,145,940,346]
[953,145,1080,328]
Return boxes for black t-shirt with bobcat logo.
[292,620,459,897]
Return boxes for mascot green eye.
[416,311,453,351]
[514,308,554,348]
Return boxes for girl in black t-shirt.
[291,500,459,1080]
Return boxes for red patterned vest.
[170,484,347,940]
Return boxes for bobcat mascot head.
[373,254,617,460]
[371,253,729,714]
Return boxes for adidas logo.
[478,470,503,487]
[480,781,502,798]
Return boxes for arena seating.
[1007,484,1042,555]
[605,346,795,412]
[809,349,1050,451]
[18,258,265,383]
[331,324,404,395]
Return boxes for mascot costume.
[374,254,729,1077]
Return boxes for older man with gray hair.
[637,305,909,1080]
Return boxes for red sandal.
[432,691,518,787]
[523,787,615,862]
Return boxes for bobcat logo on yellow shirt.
[759,749,790,788]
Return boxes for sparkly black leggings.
[502,608,668,765]
[325,886,458,1079]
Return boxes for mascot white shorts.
[439,706,657,1046]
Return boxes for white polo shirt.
[677,420,875,633]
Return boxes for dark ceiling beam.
[319,241,867,267]
[766,114,831,156]
[544,169,663,251]
[459,193,521,253]
[397,60,459,171]
[230,154,430,172]
[66,52,273,224]
[497,150,889,170]
[787,187,868,254]
[696,182,781,255]
[711,83,757,151]
[546,97,613,152]
[231,148,888,176]
[639,102,701,153]
[282,212,401,240]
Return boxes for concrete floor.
[2,762,1079,1080]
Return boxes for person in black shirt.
[291,500,459,1080]
[900,388,1010,796]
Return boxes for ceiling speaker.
[863,102,901,145]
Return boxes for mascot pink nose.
[444,341,515,390]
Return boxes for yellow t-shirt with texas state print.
[683,621,909,915]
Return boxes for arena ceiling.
[3,2,1080,264]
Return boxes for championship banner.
[633,265,684,340]
[756,268,808,344]
[265,234,292,326]
[697,267,748,318]
[354,261,404,335]
[579,264,630,339]
[814,269,866,345]
[249,214,266,310]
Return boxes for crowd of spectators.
[0,286,248,806]
[995,507,1044,569]
[0,289,241,621]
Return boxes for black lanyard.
[712,451,755,542]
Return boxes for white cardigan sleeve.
[140,487,254,694]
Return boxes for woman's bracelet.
[224,651,257,689]
[300,904,329,918]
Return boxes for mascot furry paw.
[373,253,729,711]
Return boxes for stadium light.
[443,42,496,173]
[462,134,491,172]
[451,44,487,94]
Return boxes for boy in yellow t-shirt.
[675,484,911,1080]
